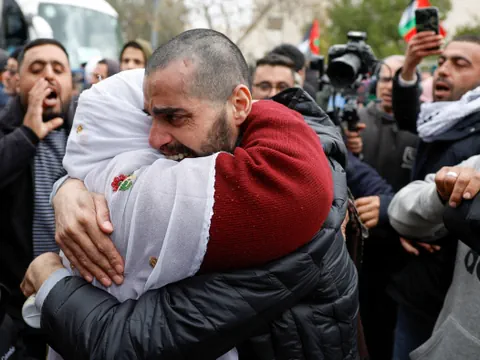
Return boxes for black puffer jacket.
[41,89,358,360]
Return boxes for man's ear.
[230,84,252,126]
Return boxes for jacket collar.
[427,110,480,142]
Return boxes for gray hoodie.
[388,155,480,360]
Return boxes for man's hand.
[355,196,380,229]
[345,123,366,155]
[20,253,64,297]
[435,166,480,208]
[23,79,64,140]
[53,179,124,287]
[399,237,441,256]
[402,31,444,81]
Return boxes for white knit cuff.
[398,74,418,87]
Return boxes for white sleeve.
[123,153,219,294]
[388,155,480,240]
[398,73,418,87]
[79,150,219,301]
[388,178,447,240]
[63,69,149,181]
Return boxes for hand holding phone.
[401,8,443,81]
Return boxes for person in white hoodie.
[388,155,480,360]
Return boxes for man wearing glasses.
[251,53,296,100]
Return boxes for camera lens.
[327,53,362,88]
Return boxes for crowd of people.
[0,22,480,360]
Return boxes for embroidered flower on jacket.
[111,174,136,192]
[76,125,84,134]
[149,256,158,268]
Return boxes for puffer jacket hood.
[273,88,348,169]
[273,88,349,232]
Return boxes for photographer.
[327,34,419,359]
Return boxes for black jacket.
[0,97,74,319]
[41,89,359,360]
[390,70,480,320]
[359,102,418,192]
[346,152,394,228]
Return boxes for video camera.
[316,31,377,132]
[327,31,376,89]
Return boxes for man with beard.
[0,39,74,359]
[390,33,480,360]
[20,29,358,360]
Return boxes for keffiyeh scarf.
[417,85,480,143]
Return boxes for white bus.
[2,0,122,70]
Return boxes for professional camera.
[327,31,376,89]
[310,55,325,78]
[324,31,377,132]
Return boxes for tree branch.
[202,4,215,30]
[236,0,277,46]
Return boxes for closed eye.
[165,114,186,126]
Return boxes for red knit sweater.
[200,100,334,271]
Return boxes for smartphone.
[415,7,439,35]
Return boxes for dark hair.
[146,29,251,102]
[119,39,152,63]
[98,58,120,78]
[18,39,69,66]
[120,41,143,61]
[9,46,23,61]
[270,44,305,72]
[452,34,480,46]
[256,53,295,69]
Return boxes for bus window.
[2,0,28,51]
